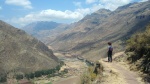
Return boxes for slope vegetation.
[0,20,59,77]
[126,24,150,82]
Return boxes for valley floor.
[33,52,147,84]
[33,53,88,84]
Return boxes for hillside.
[0,20,59,78]
[48,1,150,61]
[125,24,150,82]
[23,21,68,43]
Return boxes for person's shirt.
[108,45,113,52]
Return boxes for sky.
[0,0,148,28]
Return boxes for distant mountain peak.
[117,2,137,10]
[22,21,69,43]
[33,21,58,24]
[80,8,111,22]
[23,21,63,33]
[95,9,111,14]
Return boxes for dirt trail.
[99,52,144,84]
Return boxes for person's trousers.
[108,53,112,62]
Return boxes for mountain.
[0,20,59,76]
[23,21,68,43]
[48,1,150,61]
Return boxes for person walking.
[107,42,113,62]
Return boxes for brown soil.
[99,52,144,84]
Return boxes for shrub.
[24,64,62,79]
[80,72,91,84]
[56,65,61,71]
[0,75,7,83]
[25,73,34,79]
[34,71,42,77]
[80,66,97,84]
[16,74,23,80]
[126,24,150,75]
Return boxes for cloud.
[88,0,133,11]
[139,0,148,2]
[5,0,32,9]
[86,0,97,4]
[0,6,2,10]
[8,0,137,27]
[10,9,88,27]
[73,2,82,8]
[98,0,133,5]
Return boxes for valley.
[32,52,89,84]
[23,1,150,62]
[0,0,150,84]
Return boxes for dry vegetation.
[126,24,150,83]
[0,20,59,83]
[80,66,97,84]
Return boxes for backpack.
[109,46,113,51]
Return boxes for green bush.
[24,65,62,79]
[56,65,61,71]
[34,71,42,77]
[0,75,7,83]
[16,74,23,80]
[126,25,150,57]
[126,24,150,74]
[25,73,34,79]
[60,61,65,66]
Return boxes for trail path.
[99,52,144,84]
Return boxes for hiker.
[107,42,113,62]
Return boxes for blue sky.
[0,0,148,28]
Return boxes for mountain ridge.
[0,20,59,76]
[49,1,150,61]
[23,1,150,61]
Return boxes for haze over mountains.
[23,21,68,43]
[0,20,59,76]
[23,1,150,61]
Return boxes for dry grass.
[0,20,59,78]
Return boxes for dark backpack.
[109,47,113,51]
